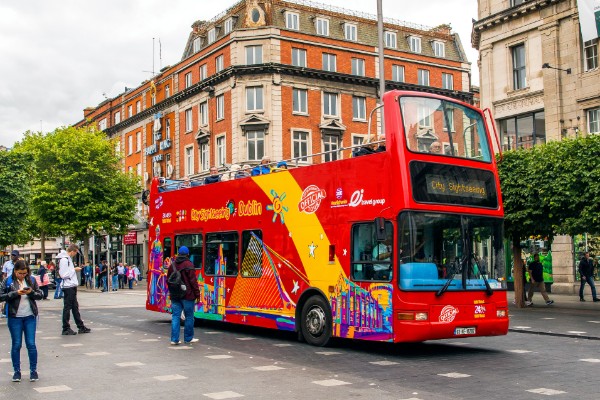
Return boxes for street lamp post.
[376,0,386,136]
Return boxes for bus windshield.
[400,96,491,162]
[398,212,505,292]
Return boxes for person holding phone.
[0,260,43,382]
[57,244,91,335]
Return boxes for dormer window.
[285,11,299,30]
[384,31,397,48]
[344,23,357,41]
[224,18,234,35]
[315,17,329,36]
[432,40,445,57]
[208,28,216,44]
[193,37,201,53]
[409,36,422,53]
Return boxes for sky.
[0,0,479,148]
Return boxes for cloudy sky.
[0,0,479,147]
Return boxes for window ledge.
[292,112,309,116]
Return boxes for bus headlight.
[397,312,429,321]
[415,312,428,321]
[497,309,507,318]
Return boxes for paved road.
[1,286,598,399]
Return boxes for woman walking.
[0,260,43,382]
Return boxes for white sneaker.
[525,301,533,306]
[170,341,180,345]
[185,338,199,344]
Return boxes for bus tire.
[300,295,332,347]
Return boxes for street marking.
[114,332,131,336]
[370,360,399,366]
[580,358,600,363]
[541,317,555,320]
[507,349,532,354]
[273,343,293,347]
[252,365,285,371]
[40,336,61,340]
[34,385,73,393]
[236,337,256,341]
[93,327,110,331]
[204,331,222,335]
[140,338,160,342]
[526,388,566,395]
[116,361,145,367]
[154,374,187,381]
[203,391,244,399]
[61,343,83,347]
[84,352,110,356]
[567,331,587,334]
[512,326,531,329]
[0,358,10,363]
[169,346,193,350]
[449,342,470,345]
[313,379,351,386]
[315,351,342,356]
[587,321,600,323]
[438,372,471,378]
[205,355,233,359]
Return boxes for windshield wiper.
[436,257,463,297]
[471,255,493,296]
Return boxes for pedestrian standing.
[57,244,91,335]
[111,264,118,291]
[526,253,554,306]
[133,265,141,286]
[167,246,200,345]
[82,263,93,289]
[127,265,135,289]
[2,250,19,279]
[0,260,43,382]
[578,251,600,302]
[99,260,108,292]
[50,260,63,299]
[38,262,49,300]
[117,262,125,289]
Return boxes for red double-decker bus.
[146,90,508,346]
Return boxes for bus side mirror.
[375,217,386,242]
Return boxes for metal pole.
[376,0,386,138]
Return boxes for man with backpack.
[167,246,199,345]
[57,244,91,335]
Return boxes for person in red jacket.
[167,246,200,345]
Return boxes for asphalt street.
[1,285,599,399]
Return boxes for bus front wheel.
[301,296,332,347]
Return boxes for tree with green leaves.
[0,151,31,249]
[13,126,141,261]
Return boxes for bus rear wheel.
[300,296,332,347]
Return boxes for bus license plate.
[454,327,476,335]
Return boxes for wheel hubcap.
[306,306,325,336]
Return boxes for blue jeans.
[54,278,63,298]
[101,276,107,291]
[112,275,118,290]
[579,276,598,299]
[170,299,195,343]
[7,315,37,373]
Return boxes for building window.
[200,64,207,80]
[246,86,263,111]
[127,135,133,155]
[114,111,121,124]
[443,110,454,132]
[418,106,432,127]
[511,0,526,6]
[200,142,209,171]
[418,69,430,86]
[185,108,193,132]
[136,163,141,176]
[246,130,265,161]
[292,88,308,114]
[344,23,357,41]
[193,37,201,53]
[409,36,421,53]
[498,111,546,150]
[323,135,339,162]
[512,44,527,90]
[166,119,171,140]
[216,55,224,73]
[285,11,299,30]
[216,94,224,120]
[322,53,336,72]
[185,72,193,88]
[588,108,600,134]
[316,17,329,36]
[136,101,141,114]
[392,65,404,82]
[208,28,216,44]
[352,96,366,120]
[224,18,234,34]
[292,131,309,162]
[127,105,132,118]
[136,131,141,152]
[351,58,365,76]
[432,41,445,57]
[442,73,454,90]
[384,31,397,48]
[245,45,263,65]
[584,39,598,71]
[292,48,307,67]
[352,134,366,147]
[199,101,208,126]
[185,146,194,176]
[99,119,107,131]
[216,135,226,166]
[323,92,338,117]
[165,85,170,98]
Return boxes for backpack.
[167,264,189,300]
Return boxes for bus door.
[204,232,239,318]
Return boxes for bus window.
[175,234,203,269]
[163,237,172,265]
[241,230,263,278]
[351,221,393,282]
[205,232,239,276]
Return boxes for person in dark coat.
[578,252,599,302]
[167,246,200,345]
[204,166,221,184]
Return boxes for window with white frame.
[322,53,336,72]
[392,65,405,82]
[136,131,141,152]
[127,105,133,118]
[292,48,307,67]
[418,106,432,127]
[246,130,265,161]
[285,11,299,30]
[511,0,526,6]
[292,131,309,162]
[292,88,308,114]
[433,41,445,57]
[512,44,527,90]
[193,37,201,53]
[216,94,224,120]
[246,45,263,65]
[316,17,329,36]
[165,119,171,140]
[136,101,141,113]
[323,92,338,117]
[443,109,455,132]
[208,28,216,44]
[323,135,339,162]
[165,85,170,98]
[442,73,454,90]
[200,142,209,171]
[246,86,263,111]
[185,72,193,88]
[344,23,357,41]
[584,39,598,71]
[352,134,365,147]
[136,163,141,177]
[128,135,133,155]
[418,69,430,86]
[113,112,120,125]
[216,55,224,73]
[588,108,600,134]
[216,135,226,166]
[353,96,366,120]
[224,18,234,35]
[384,31,397,48]
[351,58,365,76]
[185,146,194,176]
[199,101,208,125]
[200,64,207,80]
[409,36,421,53]
[185,108,193,132]
[99,118,107,131]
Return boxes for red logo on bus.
[439,305,459,323]
[298,185,326,214]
